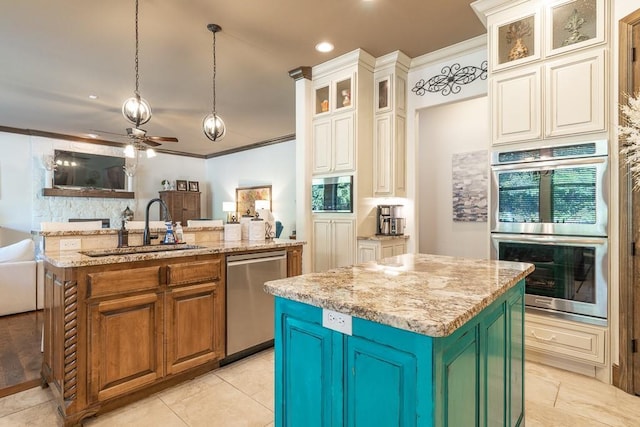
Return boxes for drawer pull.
[531,331,556,342]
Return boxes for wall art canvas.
[452,150,488,222]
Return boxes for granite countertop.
[41,239,304,268]
[357,234,410,241]
[264,253,534,338]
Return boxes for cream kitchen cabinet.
[313,217,355,272]
[525,310,606,366]
[491,48,605,145]
[312,112,355,174]
[357,237,407,263]
[372,52,409,197]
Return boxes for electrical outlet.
[322,308,352,335]
[59,238,81,251]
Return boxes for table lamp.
[223,201,236,223]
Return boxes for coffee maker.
[376,205,405,236]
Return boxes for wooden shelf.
[43,188,135,199]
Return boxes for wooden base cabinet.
[274,280,524,426]
[42,254,225,426]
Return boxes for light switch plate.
[60,238,81,251]
[322,308,352,335]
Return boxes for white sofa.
[0,239,40,316]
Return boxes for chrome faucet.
[143,198,172,246]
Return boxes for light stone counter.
[41,238,304,268]
[264,253,533,337]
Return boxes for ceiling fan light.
[122,96,152,125]
[124,144,136,158]
[146,147,157,158]
[203,113,226,141]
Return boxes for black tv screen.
[53,150,126,190]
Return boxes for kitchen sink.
[80,244,206,257]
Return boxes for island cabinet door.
[343,321,432,427]
[88,292,164,403]
[275,301,342,427]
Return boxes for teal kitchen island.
[264,253,534,427]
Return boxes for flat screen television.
[53,150,126,190]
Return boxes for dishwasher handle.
[227,251,287,267]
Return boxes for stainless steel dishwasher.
[225,250,287,362]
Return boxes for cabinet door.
[438,329,479,427]
[392,242,406,256]
[312,119,332,174]
[492,66,541,144]
[344,335,418,427]
[357,241,379,263]
[182,192,201,223]
[332,219,355,268]
[276,302,342,427]
[508,293,524,427]
[332,113,355,172]
[395,115,407,197]
[287,247,303,277]
[381,244,394,259]
[165,281,224,375]
[545,49,605,138]
[480,302,507,427]
[374,114,393,195]
[88,293,163,402]
[313,219,333,272]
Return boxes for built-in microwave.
[490,140,608,237]
[311,175,353,213]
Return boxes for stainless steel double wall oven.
[490,140,608,325]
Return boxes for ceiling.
[0,1,486,158]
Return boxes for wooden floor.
[0,311,43,398]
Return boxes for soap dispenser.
[163,222,176,244]
[118,221,129,248]
[175,221,183,243]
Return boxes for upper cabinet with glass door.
[313,74,355,116]
[545,0,605,57]
[491,7,542,72]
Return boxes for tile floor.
[0,348,638,426]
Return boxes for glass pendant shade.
[122,96,152,125]
[123,144,136,158]
[203,112,226,141]
[146,148,157,158]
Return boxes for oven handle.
[490,155,607,171]
[491,233,607,246]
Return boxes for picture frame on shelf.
[176,180,188,191]
[188,181,199,192]
[236,185,272,217]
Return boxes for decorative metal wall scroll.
[412,61,488,97]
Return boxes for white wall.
[205,140,297,238]
[0,131,207,243]
[418,96,489,258]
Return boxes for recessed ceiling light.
[315,42,334,53]
[88,94,98,100]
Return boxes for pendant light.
[122,0,152,127]
[203,23,226,141]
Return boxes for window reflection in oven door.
[491,234,608,323]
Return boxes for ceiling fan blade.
[147,136,179,143]
[142,139,162,147]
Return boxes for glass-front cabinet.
[546,0,604,57]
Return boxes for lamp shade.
[222,201,235,212]
[255,200,270,211]
[122,96,152,126]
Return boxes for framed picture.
[236,185,272,217]
[188,181,200,192]
[176,180,187,191]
